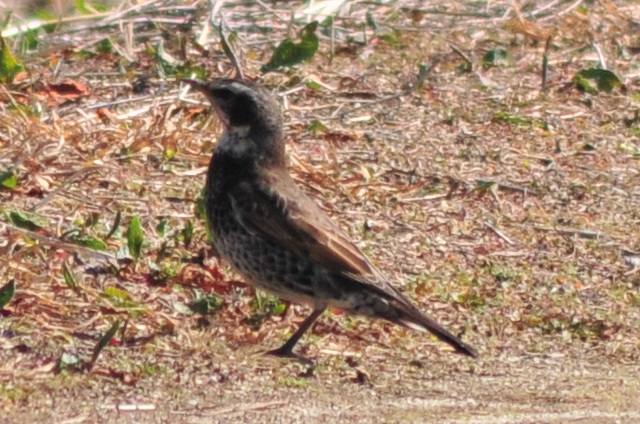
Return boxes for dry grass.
[1,1,640,422]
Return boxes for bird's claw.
[265,346,315,366]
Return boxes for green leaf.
[90,320,120,367]
[319,15,333,29]
[103,286,130,301]
[182,219,194,248]
[20,29,39,53]
[308,119,328,135]
[0,170,17,189]
[127,217,144,260]
[164,147,175,160]
[573,68,622,93]
[476,180,498,192]
[195,193,206,221]
[306,79,322,91]
[7,210,48,231]
[75,0,92,14]
[195,190,213,242]
[96,38,113,54]
[573,75,596,94]
[261,21,319,73]
[0,280,16,309]
[378,32,399,47]
[0,35,25,83]
[2,12,12,32]
[252,293,287,316]
[156,218,168,236]
[188,295,222,315]
[270,301,287,315]
[483,47,509,67]
[62,263,78,289]
[366,11,378,31]
[34,10,59,33]
[34,9,57,20]
[492,112,532,126]
[69,234,108,251]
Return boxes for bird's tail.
[394,306,477,358]
[338,275,477,357]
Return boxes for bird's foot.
[265,346,315,366]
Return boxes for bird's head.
[185,79,282,131]
[184,78,284,166]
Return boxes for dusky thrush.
[185,78,477,361]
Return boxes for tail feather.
[335,273,477,357]
[398,310,477,358]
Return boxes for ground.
[1,1,639,423]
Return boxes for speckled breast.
[205,190,319,305]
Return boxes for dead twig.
[101,404,156,412]
[531,225,603,239]
[30,166,103,211]
[527,0,564,17]
[172,400,287,416]
[218,18,245,80]
[337,61,435,119]
[489,251,531,257]
[476,179,536,196]
[0,221,117,261]
[254,0,289,23]
[590,38,607,69]
[542,36,552,92]
[450,44,473,71]
[540,0,586,21]
[485,222,516,245]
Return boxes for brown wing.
[227,168,377,277]
[227,170,478,357]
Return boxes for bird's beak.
[183,78,216,107]
[182,78,230,126]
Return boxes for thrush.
[185,78,477,361]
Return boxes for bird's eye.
[212,88,234,101]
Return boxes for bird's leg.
[267,307,325,364]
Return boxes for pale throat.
[216,125,254,158]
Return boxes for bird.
[184,78,477,362]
